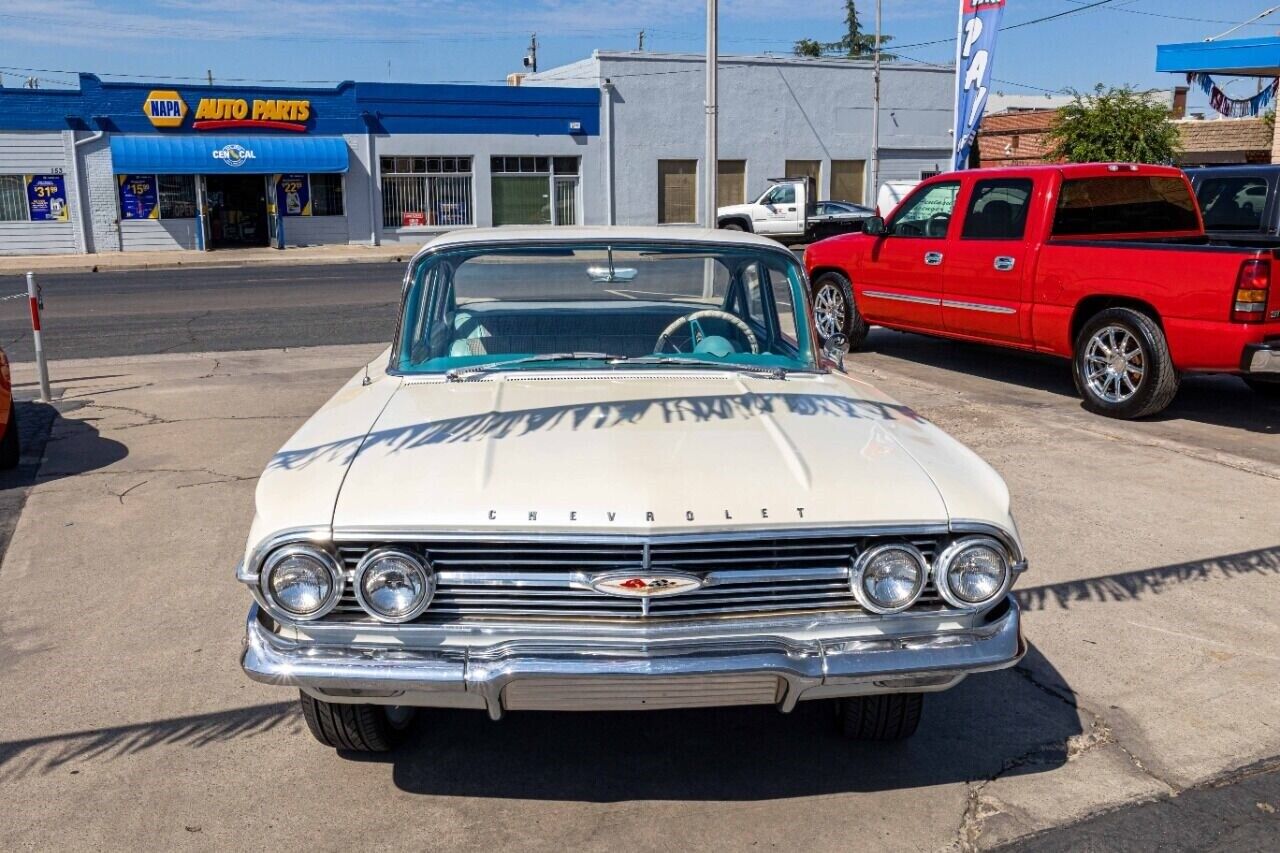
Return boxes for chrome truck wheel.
[810,271,868,349]
[1072,307,1179,420]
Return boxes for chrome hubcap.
[1084,325,1145,403]
[813,284,847,340]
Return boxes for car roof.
[412,225,791,260]
[927,163,1186,180]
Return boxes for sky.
[2,0,1279,114]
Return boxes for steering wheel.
[654,309,760,355]
[925,212,951,237]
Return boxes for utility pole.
[869,0,881,207]
[703,0,718,227]
[638,29,645,51]
[206,69,213,86]
[523,33,539,73]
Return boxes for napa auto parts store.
[0,73,600,254]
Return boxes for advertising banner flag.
[26,175,68,221]
[953,0,1007,171]
[119,174,160,220]
[273,174,311,216]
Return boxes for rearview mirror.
[587,266,639,283]
[823,333,850,370]
[862,216,886,236]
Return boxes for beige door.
[784,159,822,194]
[717,160,746,209]
[832,160,866,205]
[658,159,698,224]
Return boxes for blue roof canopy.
[110,135,349,174]
[1156,37,1280,76]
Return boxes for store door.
[205,174,269,248]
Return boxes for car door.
[941,177,1035,343]
[753,184,802,235]
[856,180,961,332]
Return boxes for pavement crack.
[108,480,148,504]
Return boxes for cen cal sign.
[143,90,188,128]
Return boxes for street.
[0,263,1277,851]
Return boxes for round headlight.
[853,544,926,614]
[260,545,343,621]
[355,548,434,623]
[937,537,1011,608]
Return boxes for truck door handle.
[994,256,1016,271]
[924,252,944,266]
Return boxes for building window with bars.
[158,175,197,219]
[380,156,473,228]
[310,174,344,216]
[0,175,26,222]
[490,156,579,226]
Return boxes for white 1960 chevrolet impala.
[238,226,1027,752]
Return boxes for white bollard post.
[26,271,51,403]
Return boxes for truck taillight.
[1233,259,1271,323]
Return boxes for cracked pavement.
[0,338,1277,851]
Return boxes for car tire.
[1072,308,1179,419]
[811,271,869,350]
[0,400,19,470]
[298,691,415,752]
[838,693,923,741]
[1242,376,1280,397]
[720,221,746,232]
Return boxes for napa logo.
[212,144,256,168]
[143,90,188,128]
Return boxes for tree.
[793,0,894,60]
[1046,85,1182,164]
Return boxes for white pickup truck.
[717,177,873,244]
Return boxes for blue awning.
[1156,37,1280,76]
[110,135,349,175]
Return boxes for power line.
[893,0,1119,52]
[1062,0,1280,28]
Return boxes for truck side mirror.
[862,216,886,236]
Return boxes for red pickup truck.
[805,163,1280,418]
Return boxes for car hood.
[314,371,1005,535]
[717,203,754,218]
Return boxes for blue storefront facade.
[0,73,599,254]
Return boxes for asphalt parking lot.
[1,325,1277,850]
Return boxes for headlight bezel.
[258,543,344,622]
[935,535,1012,610]
[353,547,436,623]
[852,542,928,614]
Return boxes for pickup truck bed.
[805,163,1280,419]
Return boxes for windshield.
[395,241,817,375]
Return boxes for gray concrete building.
[529,51,955,223]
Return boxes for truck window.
[764,185,796,206]
[962,179,1033,240]
[1052,176,1199,236]
[1196,176,1268,232]
[888,182,960,238]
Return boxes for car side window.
[1196,177,1268,232]
[888,182,961,238]
[766,185,795,206]
[962,179,1033,240]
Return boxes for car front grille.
[323,533,947,625]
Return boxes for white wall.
[0,132,77,255]
[532,52,954,223]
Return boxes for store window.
[159,176,197,219]
[490,156,579,226]
[658,159,698,224]
[1,174,69,222]
[0,175,25,222]
[310,174,345,216]
[380,156,473,228]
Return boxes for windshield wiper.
[609,355,790,380]
[445,352,626,381]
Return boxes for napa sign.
[143,90,312,132]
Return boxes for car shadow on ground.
[355,643,1080,800]
[860,329,1278,434]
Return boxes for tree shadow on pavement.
[860,329,1278,434]
[357,643,1083,802]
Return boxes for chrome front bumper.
[242,599,1025,719]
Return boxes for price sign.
[26,175,68,222]
[118,174,160,220]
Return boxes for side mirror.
[862,215,886,236]
[823,333,850,370]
